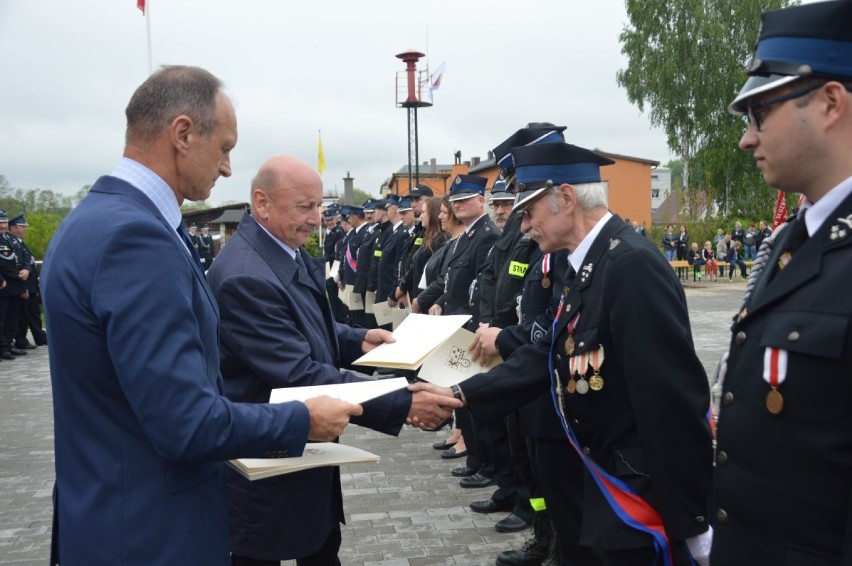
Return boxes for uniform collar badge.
[830,215,852,241]
[609,238,620,250]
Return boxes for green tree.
[22,211,64,260]
[180,200,211,212]
[618,0,796,220]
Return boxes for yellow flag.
[317,134,326,175]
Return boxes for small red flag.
[771,191,787,230]
[137,0,145,14]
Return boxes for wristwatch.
[450,384,463,401]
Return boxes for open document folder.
[352,313,472,370]
[416,327,501,387]
[229,443,380,481]
[268,377,409,406]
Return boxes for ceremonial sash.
[345,244,357,272]
[549,298,674,566]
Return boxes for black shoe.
[0,351,15,360]
[459,473,495,488]
[470,498,513,513]
[496,541,548,565]
[496,515,552,565]
[15,342,36,350]
[451,466,478,478]
[422,416,453,432]
[432,439,457,451]
[441,446,468,459]
[9,348,27,356]
[496,513,533,533]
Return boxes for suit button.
[578,342,585,348]
[788,331,800,342]
[582,447,591,455]
[694,515,706,524]
[723,392,734,406]
[572,419,580,426]
[734,331,746,345]
[716,509,728,523]
[717,451,728,465]
[555,354,562,363]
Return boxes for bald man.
[206,155,461,565]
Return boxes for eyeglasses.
[743,82,824,132]
[489,201,513,210]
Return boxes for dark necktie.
[781,213,809,259]
[294,251,317,290]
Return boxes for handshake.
[302,382,463,441]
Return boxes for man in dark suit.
[0,211,29,359]
[197,223,215,269]
[207,155,461,565]
[322,205,347,323]
[431,174,500,323]
[8,214,46,348]
[713,3,852,563]
[41,65,366,565]
[413,142,713,565]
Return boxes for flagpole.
[145,0,153,74]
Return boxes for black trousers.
[2,294,20,349]
[17,291,45,345]
[231,522,342,566]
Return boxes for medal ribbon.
[345,243,358,272]
[762,347,787,388]
[588,346,604,373]
[548,313,673,566]
[575,351,589,376]
[542,253,551,278]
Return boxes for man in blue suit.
[207,155,462,565]
[41,66,364,566]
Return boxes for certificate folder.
[229,442,380,481]
[417,328,501,387]
[352,313,471,370]
[268,377,409,406]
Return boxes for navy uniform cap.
[397,198,413,212]
[0,210,7,223]
[9,214,28,227]
[386,194,401,206]
[489,180,514,202]
[511,143,614,211]
[188,222,198,229]
[348,206,365,217]
[492,123,567,174]
[730,1,852,114]
[374,199,388,211]
[409,184,434,198]
[448,174,488,202]
[362,198,377,211]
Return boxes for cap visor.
[512,188,546,212]
[729,74,801,114]
[448,192,479,202]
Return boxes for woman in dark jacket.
[396,196,448,301]
[413,197,464,313]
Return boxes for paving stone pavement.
[0,279,746,565]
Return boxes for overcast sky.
[1,0,689,206]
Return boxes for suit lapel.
[95,179,220,317]
[553,216,626,336]
[749,192,852,315]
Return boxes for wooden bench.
[668,260,754,282]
